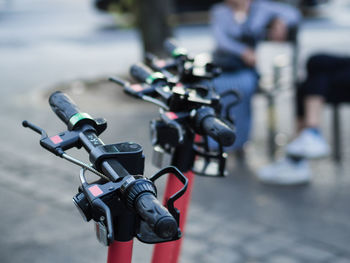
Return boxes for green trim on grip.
[146,72,165,84]
[69,112,93,128]
[171,47,187,58]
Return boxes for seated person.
[257,53,350,184]
[210,0,301,153]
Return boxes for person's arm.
[210,5,248,57]
[264,0,301,26]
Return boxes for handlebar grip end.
[202,117,236,147]
[194,107,236,147]
[154,216,178,239]
[135,193,178,239]
[22,120,29,127]
[127,179,178,239]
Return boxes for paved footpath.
[1,1,350,262]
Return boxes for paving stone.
[259,231,298,247]
[181,236,210,258]
[200,247,242,263]
[267,254,302,263]
[242,233,297,258]
[289,243,337,262]
[331,258,350,263]
[209,229,243,247]
[185,220,211,237]
[224,220,268,237]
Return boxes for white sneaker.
[286,129,330,159]
[256,157,312,185]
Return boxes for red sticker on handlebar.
[89,185,103,197]
[156,60,167,68]
[130,84,143,92]
[165,112,178,120]
[50,135,63,144]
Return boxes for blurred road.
[1,0,350,262]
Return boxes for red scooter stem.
[151,170,195,263]
[107,240,134,263]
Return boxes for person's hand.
[241,48,256,67]
[268,18,288,42]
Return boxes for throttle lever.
[160,110,186,144]
[93,198,114,246]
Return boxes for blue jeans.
[210,69,258,152]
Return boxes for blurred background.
[0,0,350,262]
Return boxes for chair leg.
[267,94,277,160]
[333,104,341,162]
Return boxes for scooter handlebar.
[49,91,81,126]
[194,107,235,147]
[164,39,187,58]
[135,193,178,239]
[164,39,178,55]
[202,116,236,147]
[130,63,154,83]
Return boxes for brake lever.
[23,120,109,180]
[109,76,143,99]
[145,52,178,79]
[142,95,169,110]
[109,76,130,87]
[22,120,48,140]
[110,76,170,110]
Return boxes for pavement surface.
[0,0,350,262]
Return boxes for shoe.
[256,157,312,185]
[286,128,330,159]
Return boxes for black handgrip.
[135,193,178,239]
[130,63,153,83]
[164,39,188,58]
[164,39,178,55]
[202,116,236,147]
[49,91,80,125]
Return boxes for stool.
[331,103,342,162]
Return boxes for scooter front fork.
[107,240,133,263]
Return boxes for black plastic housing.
[89,142,145,175]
